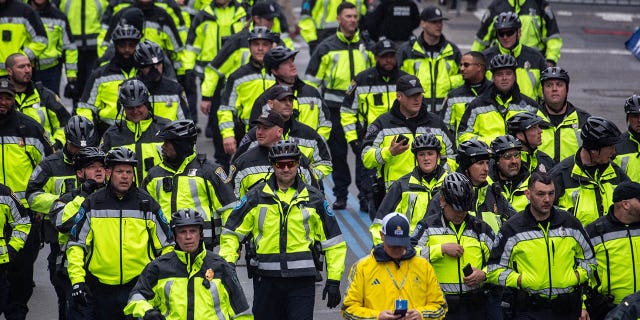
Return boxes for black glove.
[6,245,17,262]
[322,279,341,308]
[143,308,166,320]
[63,80,80,99]
[349,140,362,153]
[80,179,100,196]
[71,282,89,306]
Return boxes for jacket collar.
[336,29,361,44]
[372,244,416,263]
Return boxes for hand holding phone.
[395,134,409,145]
[394,299,408,317]
[463,263,473,277]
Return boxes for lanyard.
[384,265,409,291]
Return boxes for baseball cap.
[0,78,15,96]
[613,182,640,203]
[397,75,424,96]
[251,1,278,20]
[373,39,396,56]
[252,109,284,128]
[381,212,411,247]
[420,6,449,22]
[265,85,296,101]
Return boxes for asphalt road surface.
[7,1,640,319]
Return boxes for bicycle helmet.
[494,12,521,30]
[441,172,473,211]
[119,79,149,108]
[411,134,442,154]
[105,147,138,167]
[580,116,622,149]
[248,26,277,43]
[624,94,640,114]
[507,112,550,135]
[111,23,142,42]
[134,40,165,67]
[170,208,205,230]
[491,135,523,155]
[268,139,301,162]
[65,115,98,148]
[157,120,198,141]
[489,54,517,72]
[456,139,492,170]
[540,66,570,85]
[74,147,106,170]
[264,46,299,73]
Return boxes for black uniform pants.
[85,274,137,320]
[5,218,40,320]
[328,108,350,201]
[252,276,315,320]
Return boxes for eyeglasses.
[274,160,298,169]
[500,151,521,160]
[461,62,482,68]
[497,29,516,38]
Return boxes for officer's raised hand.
[389,135,410,156]
[322,279,341,308]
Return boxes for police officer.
[550,116,629,226]
[0,77,53,320]
[134,40,190,122]
[299,0,367,53]
[415,173,494,320]
[101,79,168,185]
[305,1,374,210]
[584,182,640,320]
[124,208,252,319]
[6,52,71,149]
[220,139,347,319]
[0,0,48,77]
[396,6,463,114]
[507,111,555,172]
[537,66,590,163]
[490,135,531,212]
[78,23,141,135]
[615,95,640,183]
[370,134,448,243]
[365,0,420,45]
[25,115,98,320]
[482,12,547,101]
[457,54,540,145]
[66,147,173,320]
[488,171,594,320]
[142,120,236,248]
[472,0,562,66]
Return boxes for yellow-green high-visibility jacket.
[219,175,347,281]
[124,248,252,320]
[33,2,79,79]
[361,101,455,190]
[141,152,236,247]
[483,43,547,101]
[471,0,562,63]
[586,209,640,305]
[487,206,595,297]
[457,83,540,146]
[249,78,332,140]
[0,184,31,265]
[538,102,590,163]
[15,82,71,148]
[184,3,246,74]
[615,130,640,184]
[66,185,173,286]
[442,78,492,140]
[341,245,448,319]
[305,30,374,109]
[0,109,54,206]
[218,60,275,139]
[299,0,367,44]
[341,66,408,144]
[550,152,630,227]
[77,62,138,128]
[370,166,448,245]
[26,150,76,219]
[0,0,48,77]
[416,212,494,295]
[58,0,108,49]
[101,117,169,185]
[397,35,464,113]
[490,167,530,213]
[143,76,190,121]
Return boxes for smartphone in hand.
[396,134,409,145]
[463,263,473,277]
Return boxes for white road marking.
[457,44,631,55]
[596,12,636,22]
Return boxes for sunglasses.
[500,151,521,160]
[461,62,482,68]
[497,29,516,38]
[274,160,298,169]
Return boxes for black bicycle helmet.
[507,112,550,135]
[456,139,492,170]
[119,79,149,108]
[264,46,299,73]
[65,115,98,148]
[134,40,165,67]
[170,208,205,230]
[111,23,142,42]
[248,26,277,43]
[494,11,521,30]
[73,147,106,170]
[580,116,622,149]
[489,54,517,72]
[268,139,301,162]
[624,94,640,114]
[441,172,473,211]
[105,147,138,167]
[491,135,523,155]
[156,119,198,141]
[540,66,570,85]
[411,134,442,154]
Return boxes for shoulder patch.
[345,79,358,96]
[157,209,169,225]
[215,167,229,182]
[364,123,379,139]
[74,206,85,224]
[234,196,247,210]
[324,200,335,217]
